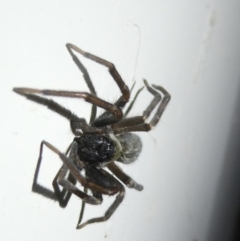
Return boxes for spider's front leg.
[13,89,81,122]
[13,88,123,124]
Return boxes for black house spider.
[13,43,170,229]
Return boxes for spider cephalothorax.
[74,133,117,165]
[13,43,170,229]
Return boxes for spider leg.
[13,88,123,122]
[13,89,81,122]
[112,79,171,133]
[107,162,143,191]
[66,44,97,123]
[76,168,125,229]
[13,89,90,135]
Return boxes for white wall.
[1,1,240,241]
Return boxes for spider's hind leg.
[76,167,125,229]
[32,141,103,208]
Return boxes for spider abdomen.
[116,133,142,164]
[74,134,116,164]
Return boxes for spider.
[13,43,171,229]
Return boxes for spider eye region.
[75,134,115,164]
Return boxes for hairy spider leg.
[13,89,81,122]
[12,89,94,139]
[13,88,123,122]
